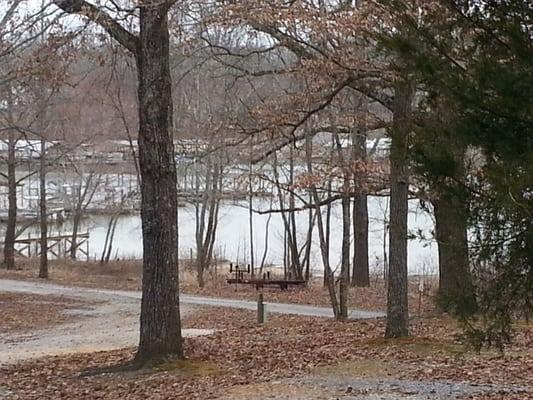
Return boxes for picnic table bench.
[226,263,306,290]
[226,277,306,290]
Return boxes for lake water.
[4,196,437,275]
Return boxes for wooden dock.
[5,232,90,260]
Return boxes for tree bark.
[135,4,182,362]
[339,187,351,320]
[100,214,115,264]
[434,191,475,312]
[205,167,221,271]
[248,143,255,276]
[104,213,119,263]
[352,193,369,286]
[385,82,413,338]
[194,153,221,288]
[39,139,48,278]
[4,131,17,270]
[259,204,272,274]
[303,194,314,282]
[288,145,301,279]
[70,207,81,259]
[351,132,369,287]
[323,141,334,288]
[334,131,351,320]
[54,0,183,362]
[194,156,207,288]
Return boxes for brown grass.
[0,258,438,315]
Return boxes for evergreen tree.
[379,0,532,348]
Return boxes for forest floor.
[0,262,531,399]
[0,297,531,399]
[0,291,92,334]
[0,277,383,366]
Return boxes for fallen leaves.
[0,292,90,334]
[1,306,531,399]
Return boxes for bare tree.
[192,146,222,288]
[101,212,119,264]
[333,131,351,321]
[69,171,100,259]
[248,141,255,276]
[304,132,341,318]
[54,0,184,362]
[0,88,34,270]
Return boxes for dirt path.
[0,280,208,365]
[0,278,382,365]
[0,278,384,318]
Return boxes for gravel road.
[0,278,383,365]
[0,279,205,365]
[219,374,531,399]
[0,279,384,319]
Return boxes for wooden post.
[257,293,267,324]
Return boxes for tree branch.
[53,0,139,55]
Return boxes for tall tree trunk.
[100,214,115,264]
[272,152,299,279]
[352,132,369,287]
[70,190,83,260]
[434,192,475,312]
[54,0,183,364]
[194,148,204,287]
[323,139,335,287]
[385,83,413,338]
[339,186,351,320]
[260,203,272,274]
[104,213,119,263]
[303,194,313,282]
[4,132,17,270]
[135,5,182,362]
[323,180,333,287]
[248,154,254,276]
[194,154,221,288]
[305,133,340,318]
[352,193,369,286]
[39,139,48,278]
[288,145,301,279]
[334,132,351,320]
[205,166,222,270]
[70,208,80,259]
